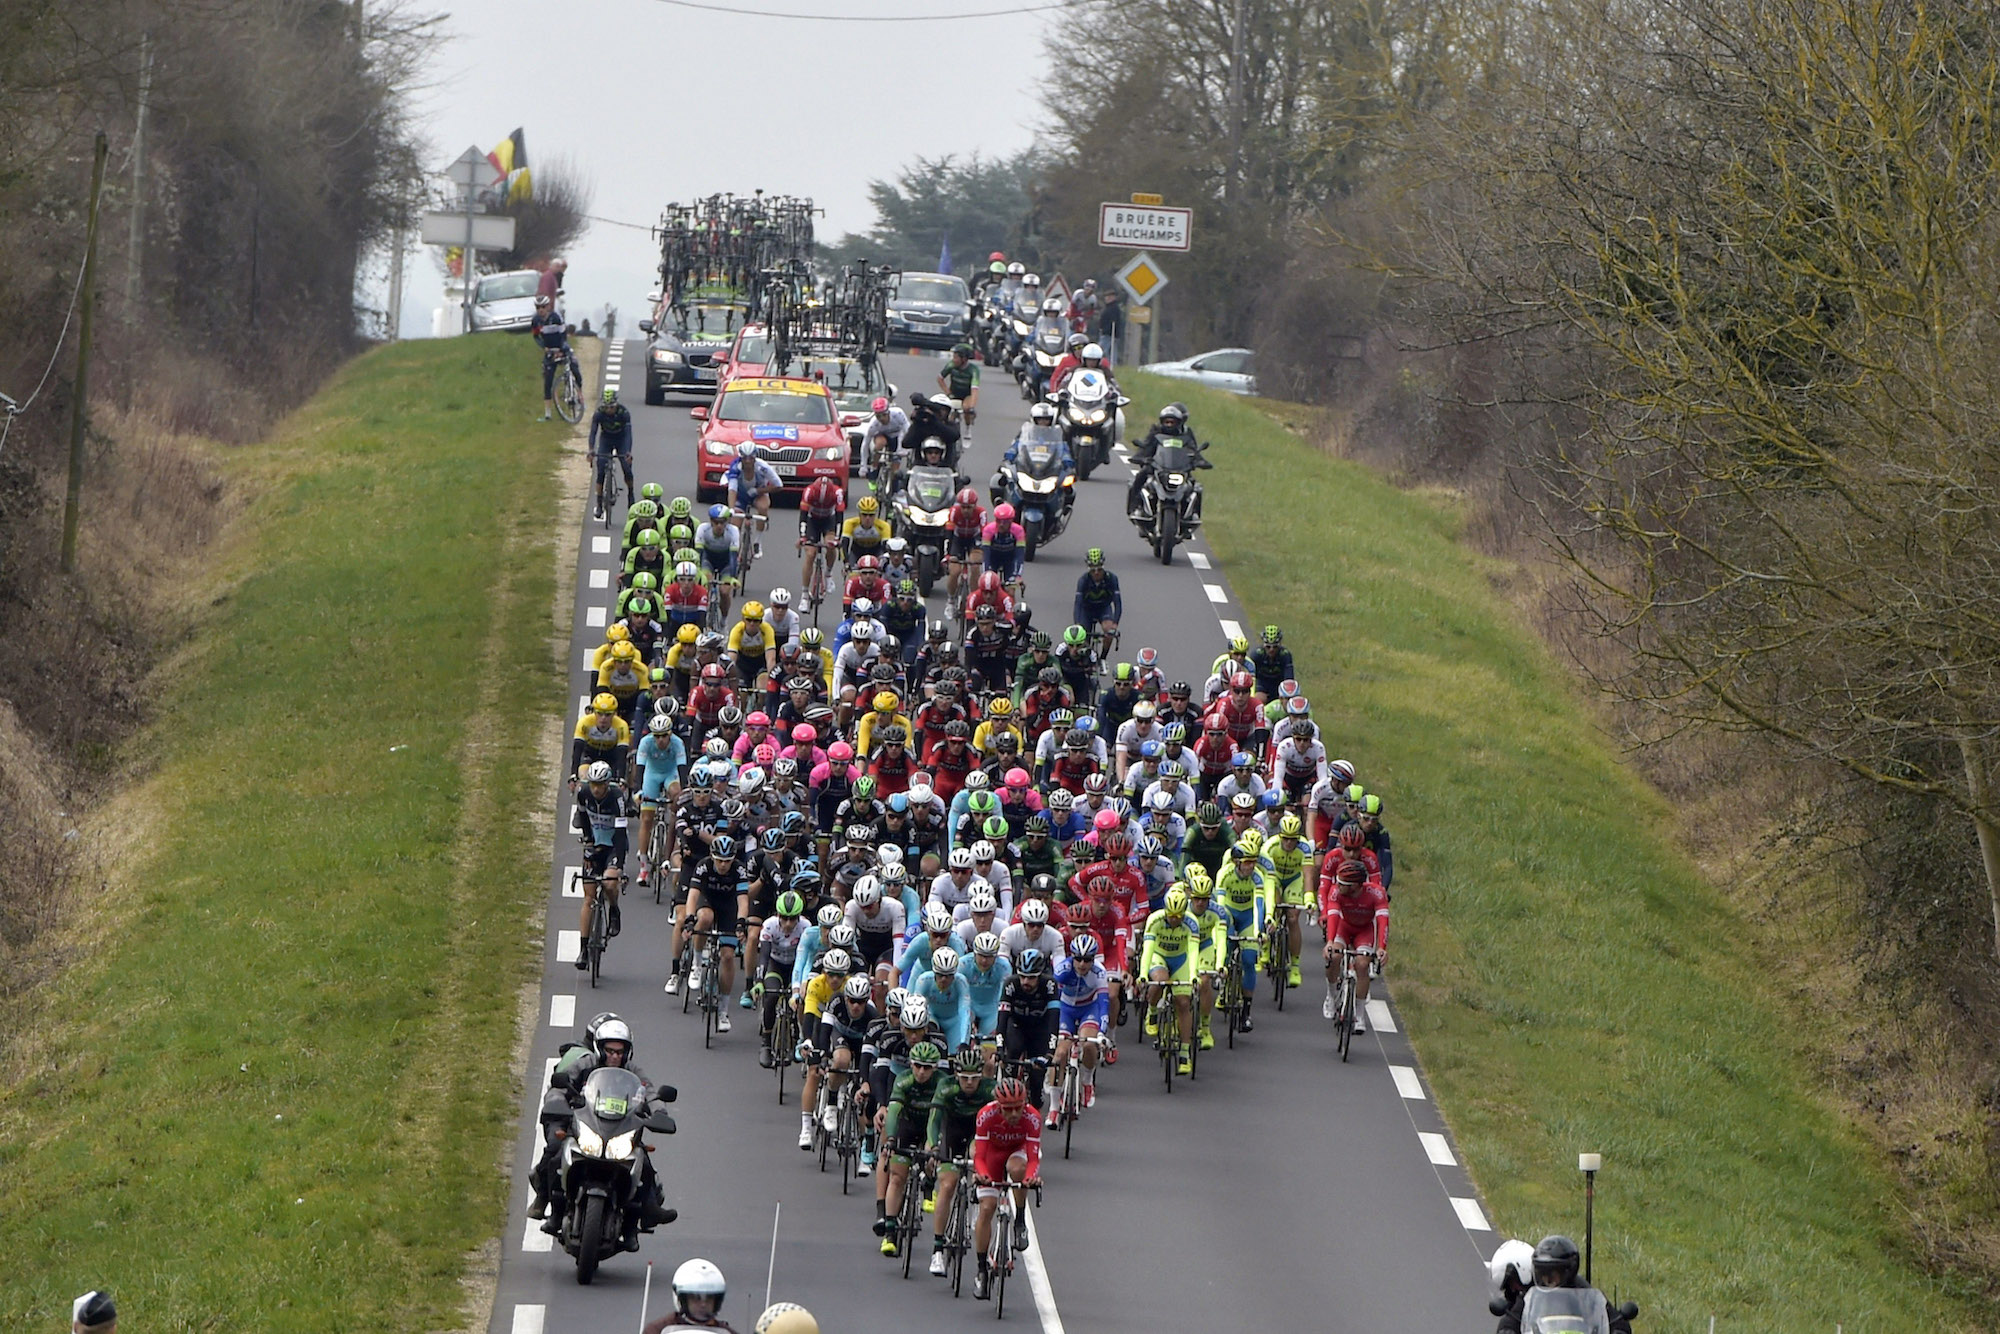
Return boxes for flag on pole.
[488,128,532,204]
[938,234,952,275]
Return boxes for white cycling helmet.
[901,994,930,1027]
[648,714,673,735]
[586,761,613,783]
[816,902,842,929]
[769,587,793,607]
[948,847,975,870]
[968,890,998,914]
[1020,898,1049,926]
[851,621,875,641]
[907,781,933,805]
[827,922,858,949]
[736,442,759,459]
[877,844,904,866]
[852,877,882,908]
[880,862,909,884]
[970,840,996,863]
[922,903,954,933]
[972,931,1000,957]
[930,946,960,975]
[673,1258,727,1313]
[842,974,873,1001]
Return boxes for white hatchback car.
[1140,347,1258,395]
[468,269,545,333]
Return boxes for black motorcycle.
[1059,368,1123,480]
[1497,1285,1640,1334]
[1130,438,1212,565]
[1001,306,1037,381]
[973,297,1006,365]
[895,461,960,597]
[1023,323,1067,399]
[995,427,1075,561]
[557,1067,675,1283]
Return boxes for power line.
[646,0,1068,19]
[0,251,90,457]
[581,213,656,232]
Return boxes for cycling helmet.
[1230,792,1259,813]
[820,947,854,975]
[930,946,960,976]
[852,776,877,800]
[1158,760,1185,779]
[1102,830,1132,857]
[994,1076,1028,1107]
[971,930,1001,957]
[923,903,955,933]
[968,890,999,914]
[965,769,993,788]
[775,891,805,919]
[1083,774,1109,795]
[689,767,715,790]
[1277,812,1304,838]
[1162,887,1190,916]
[585,761,613,784]
[1016,947,1048,977]
[842,974,873,1002]
[901,995,931,1028]
[711,834,741,861]
[1328,759,1356,786]
[816,902,843,929]
[1361,794,1383,817]
[827,922,858,950]
[852,878,882,908]
[883,985,909,1016]
[969,838,997,863]
[994,502,1016,523]
[827,740,854,763]
[1161,723,1188,743]
[1025,813,1052,834]
[857,495,880,515]
[1068,934,1099,962]
[648,713,673,735]
[1149,789,1175,812]
[1020,899,1049,927]
[947,846,975,871]
[1046,788,1074,811]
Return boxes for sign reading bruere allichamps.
[1097,203,1193,252]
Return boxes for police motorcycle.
[554,1066,677,1283]
[893,437,962,597]
[1059,366,1125,479]
[993,406,1076,561]
[1129,433,1211,565]
[1021,303,1070,400]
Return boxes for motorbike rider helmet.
[919,436,947,461]
[988,260,1007,275]
[1531,1235,1581,1287]
[672,1258,728,1316]
[1029,402,1056,424]
[1489,1239,1536,1298]
[1067,332,1088,351]
[1022,272,1042,288]
[1006,262,1026,277]
[1081,342,1104,363]
[1041,297,1064,316]
[593,1017,633,1062]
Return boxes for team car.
[712,322,775,387]
[690,376,852,502]
[637,300,748,402]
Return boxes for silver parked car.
[468,270,545,333]
[1139,347,1258,395]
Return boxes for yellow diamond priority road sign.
[1115,251,1169,307]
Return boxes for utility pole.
[124,32,151,323]
[1225,0,1246,207]
[386,189,407,341]
[62,132,109,574]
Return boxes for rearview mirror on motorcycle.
[1489,1297,1510,1317]
[657,1083,677,1101]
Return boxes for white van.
[468,270,545,333]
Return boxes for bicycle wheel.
[1337,971,1356,1062]
[680,945,695,1015]
[773,1007,795,1104]
[1271,929,1290,1012]
[557,363,585,424]
[990,1204,1011,1316]
[949,1184,968,1297]
[900,1168,923,1279]
[588,899,606,989]
[1062,1063,1078,1159]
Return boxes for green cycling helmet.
[969,790,999,815]
[628,499,659,520]
[637,529,660,548]
[1263,624,1282,644]
[982,815,1009,840]
[627,597,653,616]
[668,496,694,519]
[632,571,659,591]
[601,387,618,405]
[641,481,664,502]
[669,524,694,545]
[1085,547,1104,567]
[910,1041,944,1068]
[1346,783,1366,803]
[853,776,877,800]
[953,342,974,357]
[775,890,805,918]
[1114,662,1135,682]
[1031,631,1053,651]
[950,1047,983,1075]
[1063,624,1088,647]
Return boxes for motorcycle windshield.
[1020,441,1060,476]
[1521,1288,1611,1334]
[1153,441,1197,474]
[906,467,955,510]
[1069,371,1108,403]
[579,1067,645,1128]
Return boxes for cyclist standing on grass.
[588,388,635,513]
[532,294,572,421]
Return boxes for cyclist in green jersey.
[874,1040,944,1255]
[1139,885,1201,1073]
[937,343,981,424]
[1266,812,1315,987]
[1184,875,1227,1050]
[924,1049,997,1276]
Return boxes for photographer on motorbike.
[857,396,909,484]
[1496,1235,1633,1334]
[530,1015,677,1243]
[1126,402,1208,519]
[1027,298,1069,397]
[901,393,962,467]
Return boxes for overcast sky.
[377,0,1059,337]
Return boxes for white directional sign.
[420,211,516,250]
[1098,203,1192,252]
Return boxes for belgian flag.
[487,128,533,205]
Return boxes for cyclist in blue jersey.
[912,945,973,1050]
[634,714,685,886]
[722,443,783,560]
[1072,548,1122,644]
[961,932,1013,1044]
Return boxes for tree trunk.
[1958,737,2000,964]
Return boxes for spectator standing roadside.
[73,1291,116,1333]
[1096,292,1126,365]
[537,257,567,304]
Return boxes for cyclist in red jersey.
[1318,823,1381,887]
[961,570,1017,630]
[798,475,846,591]
[1191,714,1237,800]
[946,487,985,604]
[1319,858,1389,1033]
[687,663,738,730]
[1070,876,1131,1027]
[1213,670,1265,752]
[970,1078,1041,1299]
[842,554,889,613]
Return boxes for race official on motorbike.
[1493,1235,1632,1334]
[1048,333,1088,393]
[530,1015,677,1242]
[644,1258,738,1332]
[993,402,1076,525]
[972,253,1008,301]
[1126,402,1209,519]
[997,261,1026,311]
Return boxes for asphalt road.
[487,344,1500,1334]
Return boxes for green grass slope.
[1123,371,1982,1331]
[0,337,569,1330]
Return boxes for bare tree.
[497,151,592,270]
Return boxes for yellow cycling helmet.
[987,697,1013,717]
[604,623,631,644]
[677,624,700,646]
[743,599,765,620]
[1277,812,1304,838]
[1228,635,1250,656]
[873,690,899,714]
[857,495,880,515]
[1231,836,1262,860]
[1162,886,1190,916]
[592,692,619,714]
[1184,864,1213,895]
[611,641,639,661]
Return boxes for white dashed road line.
[591,535,612,555]
[1202,583,1228,603]
[585,606,607,627]
[1419,1132,1456,1166]
[556,930,580,963]
[1390,1065,1426,1100]
[521,1218,553,1254]
[1022,1206,1068,1334]
[562,867,584,898]
[1186,551,1210,569]
[549,994,575,1028]
[1366,998,1397,1032]
[1217,617,1244,643]
[511,1303,546,1333]
[1450,1197,1491,1231]
[588,567,609,588]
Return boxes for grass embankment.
[1123,372,1983,1331]
[0,337,571,1329]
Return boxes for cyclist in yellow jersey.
[726,599,777,690]
[571,692,632,777]
[597,640,648,716]
[971,698,1024,756]
[1138,885,1200,1074]
[854,690,914,757]
[1213,839,1274,1031]
[840,495,892,566]
[1266,812,1315,987]
[591,622,634,674]
[794,628,834,693]
[1183,878,1227,1050]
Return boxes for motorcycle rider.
[1487,1239,1535,1333]
[972,252,1009,301]
[992,402,1076,527]
[1048,332,1088,393]
[644,1257,737,1331]
[1496,1235,1633,1334]
[1126,402,1210,520]
[900,392,963,466]
[531,1015,677,1243]
[1026,297,1069,397]
[996,261,1026,312]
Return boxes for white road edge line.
[1366,997,1397,1032]
[591,535,612,554]
[588,567,610,588]
[1419,1132,1456,1166]
[1451,1196,1492,1231]
[562,866,584,898]
[549,994,575,1028]
[1022,1203,1067,1334]
[1202,583,1228,604]
[511,1304,546,1334]
[1187,551,1210,569]
[1218,617,1245,643]
[556,930,580,963]
[1390,1064,1426,1100]
[521,1217,553,1253]
[585,606,607,627]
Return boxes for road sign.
[1130,192,1164,206]
[1128,305,1153,324]
[1044,271,1072,311]
[445,145,502,190]
[420,211,516,250]
[1098,202,1192,252]
[1114,251,1169,306]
